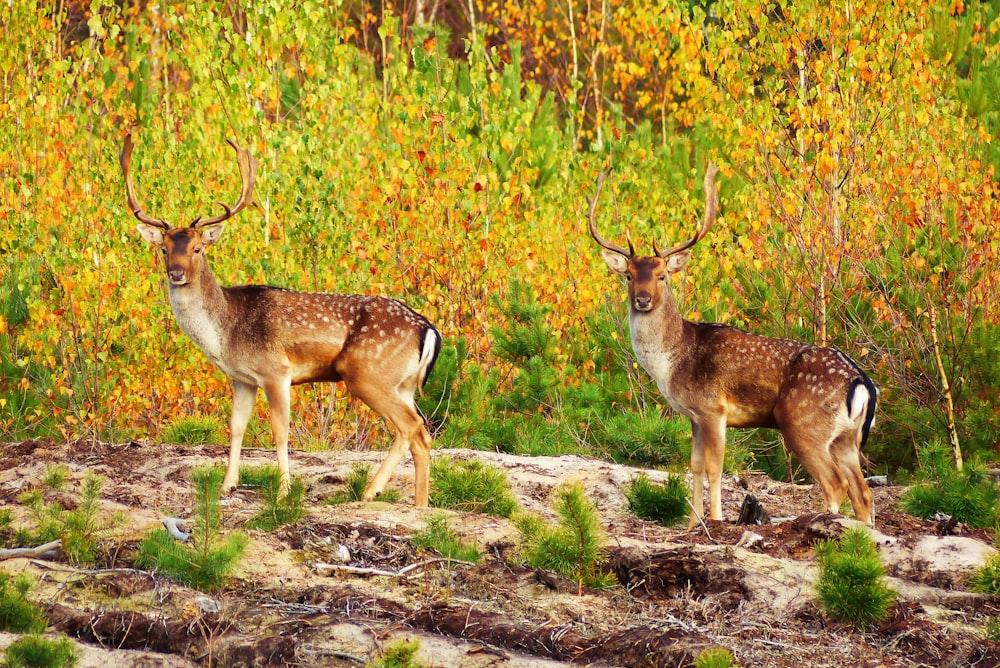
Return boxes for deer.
[588,164,878,529]
[120,133,442,506]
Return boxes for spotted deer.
[588,164,877,528]
[121,133,441,506]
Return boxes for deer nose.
[634,294,652,311]
[168,268,187,284]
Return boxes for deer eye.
[194,247,203,254]
[658,274,666,281]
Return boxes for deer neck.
[629,292,686,393]
[167,264,230,363]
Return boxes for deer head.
[121,133,258,286]
[588,164,720,314]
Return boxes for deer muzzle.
[633,293,653,311]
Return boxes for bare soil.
[0,439,998,667]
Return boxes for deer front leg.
[688,421,706,530]
[702,418,727,522]
[223,381,257,494]
[263,379,293,497]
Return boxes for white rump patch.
[848,383,870,422]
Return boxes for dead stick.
[0,539,61,561]
[315,557,476,578]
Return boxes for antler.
[657,162,720,258]
[120,132,169,229]
[193,139,258,228]
[587,171,633,258]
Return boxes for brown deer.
[121,133,441,506]
[588,164,877,528]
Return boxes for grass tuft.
[430,457,518,517]
[624,473,688,526]
[410,514,481,563]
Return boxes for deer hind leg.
[831,430,873,525]
[223,380,258,494]
[349,378,430,507]
[263,379,293,496]
[781,422,849,516]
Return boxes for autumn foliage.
[2,0,998,478]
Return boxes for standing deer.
[588,164,877,528]
[121,133,441,506]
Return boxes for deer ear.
[200,223,226,246]
[136,223,164,247]
[665,251,690,274]
[600,249,630,274]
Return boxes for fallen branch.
[315,557,477,578]
[0,539,61,561]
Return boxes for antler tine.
[193,139,259,228]
[587,170,632,258]
[120,132,169,229]
[658,162,720,258]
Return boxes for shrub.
[325,463,401,505]
[430,457,518,517]
[410,514,481,563]
[967,553,1000,595]
[695,647,739,668]
[1,634,78,668]
[161,415,226,445]
[985,616,1000,642]
[367,640,423,668]
[15,472,119,566]
[625,473,688,526]
[135,467,248,591]
[240,465,306,531]
[0,573,47,634]
[515,482,616,591]
[899,440,1000,529]
[814,528,897,630]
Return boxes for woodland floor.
[0,439,998,667]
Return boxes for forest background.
[2,0,999,488]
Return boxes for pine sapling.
[814,528,896,630]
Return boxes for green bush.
[0,573,47,634]
[135,467,248,592]
[366,640,423,668]
[967,553,1000,595]
[624,473,688,526]
[814,528,897,630]
[161,415,226,445]
[515,482,616,591]
[1,635,78,668]
[430,457,518,517]
[410,514,481,563]
[15,472,119,566]
[695,647,739,668]
[241,465,306,531]
[325,463,401,505]
[899,440,1000,529]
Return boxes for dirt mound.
[1,440,998,667]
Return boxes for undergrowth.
[1,634,78,668]
[0,573,47,634]
[135,466,249,592]
[240,465,306,531]
[899,440,1000,528]
[430,457,518,517]
[814,528,897,630]
[410,514,481,563]
[515,482,616,591]
[14,469,121,566]
[325,463,401,505]
[624,473,688,526]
